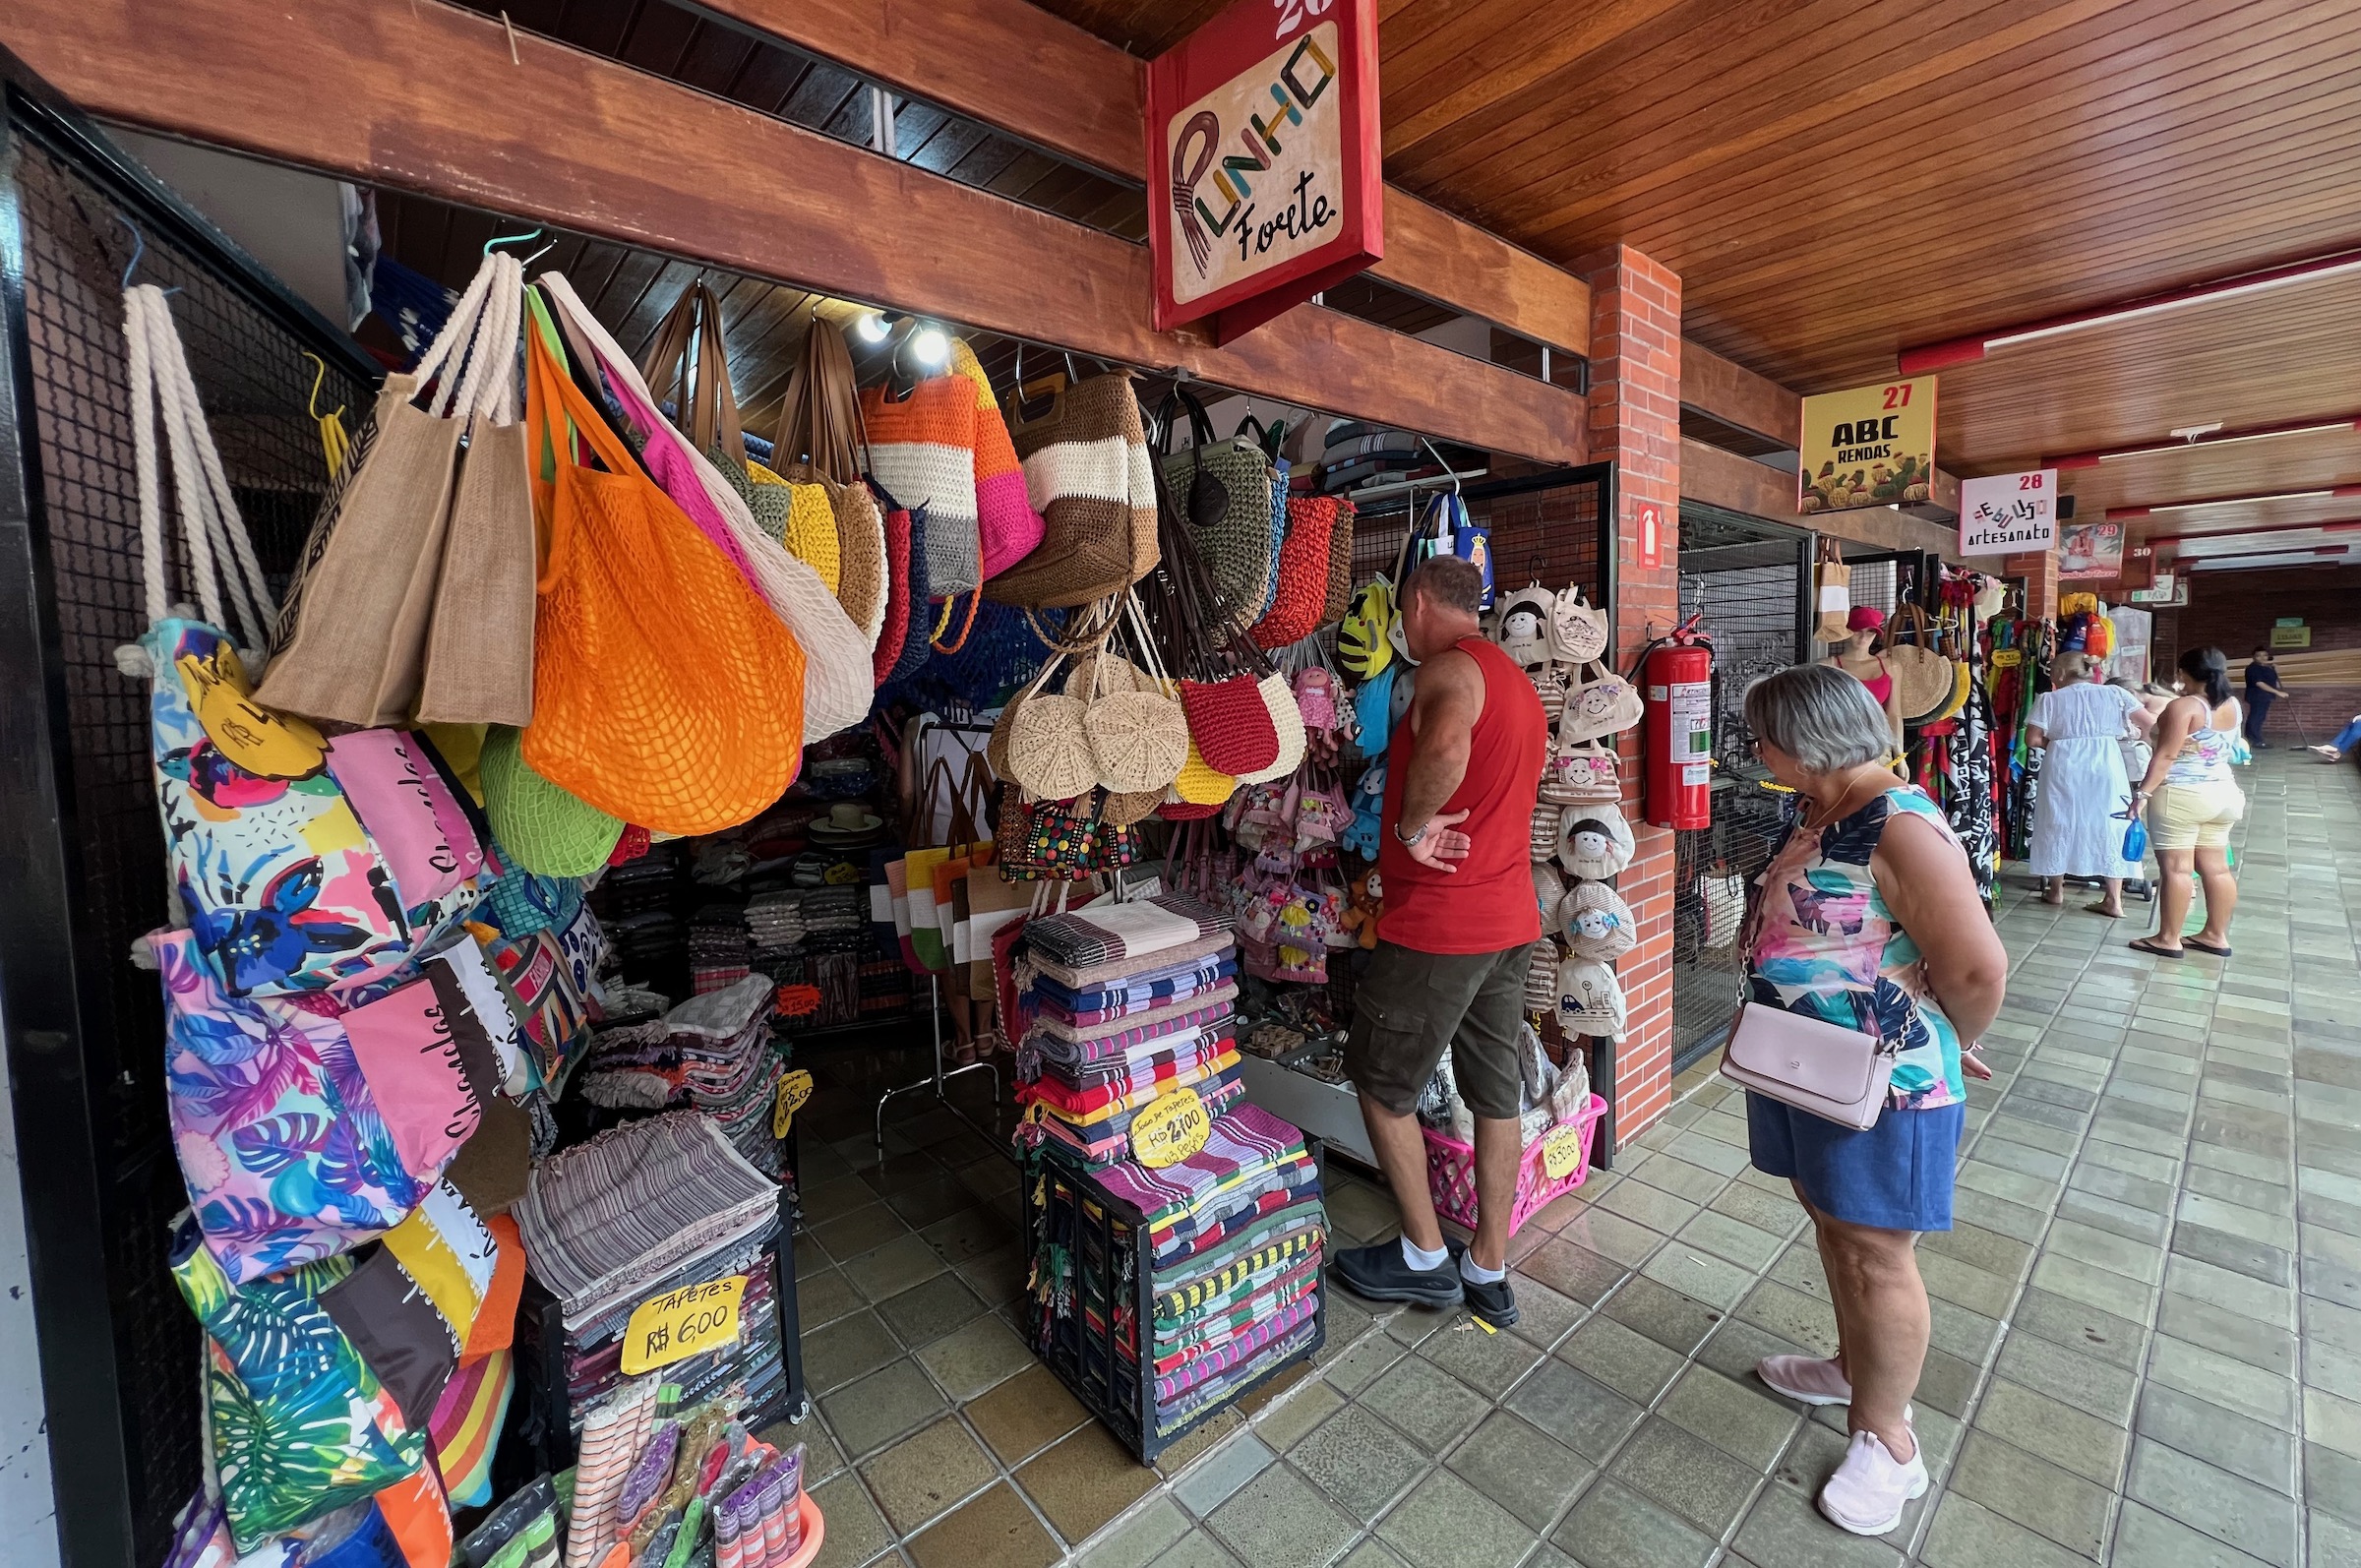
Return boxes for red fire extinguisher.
[1642,615,1714,830]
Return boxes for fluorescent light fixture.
[911,326,950,367]
[854,311,891,343]
[2099,421,2351,461]
[1984,253,2361,351]
[2144,488,2335,513]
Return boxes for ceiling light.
[1979,253,2361,352]
[854,311,891,343]
[911,326,950,367]
[2097,421,2351,461]
[2142,488,2336,513]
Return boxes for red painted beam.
[1898,247,2361,377]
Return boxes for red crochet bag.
[1249,496,1341,650]
[870,495,913,686]
[1177,676,1279,774]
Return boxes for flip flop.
[2128,936,2184,958]
[2184,937,2233,957]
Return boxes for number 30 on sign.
[622,1275,746,1376]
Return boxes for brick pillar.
[1582,246,1681,1148]
[2006,548,2060,621]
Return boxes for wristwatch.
[1394,819,1428,847]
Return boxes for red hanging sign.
[1146,0,1384,343]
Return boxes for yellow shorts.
[2147,778,2243,853]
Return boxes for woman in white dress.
[2027,653,2147,916]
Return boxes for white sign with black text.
[1957,469,2059,556]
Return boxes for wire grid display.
[1347,468,1605,597]
[11,128,371,1557]
[1669,542,1808,1071]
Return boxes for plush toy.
[1341,870,1384,950]
[1342,760,1386,860]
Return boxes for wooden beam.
[1681,439,1959,557]
[1679,339,1800,447]
[682,0,1590,356]
[3,0,1587,465]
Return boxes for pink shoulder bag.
[1718,839,1893,1129]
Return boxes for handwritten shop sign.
[621,1274,746,1376]
[1798,377,1937,513]
[1957,469,2059,556]
[1147,0,1382,342]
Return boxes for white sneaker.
[1817,1429,1927,1537]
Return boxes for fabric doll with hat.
[1559,881,1638,961]
[1556,803,1636,881]
[1493,586,1555,671]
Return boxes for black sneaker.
[1446,1240,1520,1329]
[1331,1241,1464,1308]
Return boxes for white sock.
[1461,1252,1507,1286]
[1400,1235,1449,1272]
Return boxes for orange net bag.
[518,321,807,834]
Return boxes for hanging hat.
[1495,586,1554,670]
[1555,803,1636,880]
[1555,954,1627,1039]
[1846,605,1886,633]
[1559,881,1637,961]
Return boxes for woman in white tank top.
[2127,647,2245,958]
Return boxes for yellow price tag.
[1542,1120,1590,1181]
[1130,1086,1211,1169]
[1992,649,2023,668]
[771,1069,815,1139]
[621,1274,746,1376]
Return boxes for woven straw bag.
[1235,673,1307,785]
[871,489,914,685]
[747,462,842,591]
[821,471,887,646]
[1102,788,1162,827]
[481,723,624,875]
[516,308,805,833]
[541,274,875,738]
[1250,495,1341,650]
[1161,388,1274,635]
[1884,603,1955,724]
[1320,500,1357,628]
[1079,594,1188,794]
[1006,652,1097,801]
[997,371,1158,610]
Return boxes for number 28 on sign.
[622,1275,746,1376]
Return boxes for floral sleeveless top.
[1747,785,1965,1110]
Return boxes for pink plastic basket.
[1420,1093,1607,1238]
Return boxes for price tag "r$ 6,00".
[621,1274,746,1376]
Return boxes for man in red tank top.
[1334,557,1546,1328]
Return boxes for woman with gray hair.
[2025,651,2148,917]
[1734,664,2008,1536]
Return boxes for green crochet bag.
[481,723,625,876]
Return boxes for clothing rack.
[873,974,1003,1147]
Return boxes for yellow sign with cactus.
[1798,377,1937,513]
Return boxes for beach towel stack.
[1013,893,1324,1443]
[689,903,752,995]
[1015,894,1245,1168]
[668,978,788,1178]
[514,1114,788,1430]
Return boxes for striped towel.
[1095,1102,1309,1230]
[1152,1293,1318,1403]
[1155,1317,1319,1434]
[1153,1258,1321,1368]
[1034,1068,1246,1166]
[1030,995,1238,1066]
[1020,1046,1239,1124]
[1153,1223,1324,1322]
[1150,1181,1323,1269]
[1035,1021,1235,1090]
[1025,929,1235,991]
[1033,956,1238,1024]
[1022,893,1231,969]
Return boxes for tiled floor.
[776,750,2361,1567]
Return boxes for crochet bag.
[1884,602,1957,725]
[1006,650,1100,801]
[539,276,874,739]
[1249,495,1342,649]
[997,369,1159,609]
[517,302,807,834]
[949,337,1048,578]
[872,486,916,685]
[262,252,530,730]
[769,312,886,642]
[1079,596,1189,794]
[1562,659,1644,745]
[862,377,982,595]
[1160,388,1275,635]
[1235,672,1309,785]
[1321,499,1358,628]
[480,723,625,876]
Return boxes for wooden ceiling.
[1029,0,2361,569]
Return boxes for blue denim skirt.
[1745,1093,1964,1232]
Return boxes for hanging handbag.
[1562,659,1645,744]
[1720,1001,1893,1130]
[1550,586,1608,665]
[872,486,916,684]
[1249,495,1342,649]
[1160,386,1275,634]
[538,275,876,738]
[1081,594,1190,793]
[516,298,807,834]
[1885,602,1956,726]
[1320,499,1358,629]
[949,337,1048,578]
[863,376,982,595]
[770,311,887,642]
[263,253,530,729]
[1559,880,1638,960]
[1813,537,1853,643]
[1007,648,1100,801]
[997,369,1159,609]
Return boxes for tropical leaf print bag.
[123,285,480,997]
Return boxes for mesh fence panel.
[13,128,368,1559]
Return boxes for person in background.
[2311,716,2361,762]
[2243,645,2289,749]
[2129,647,2245,958]
[1331,555,1546,1331]
[1827,605,1905,754]
[1738,665,2008,1537]
[2026,653,2147,917]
